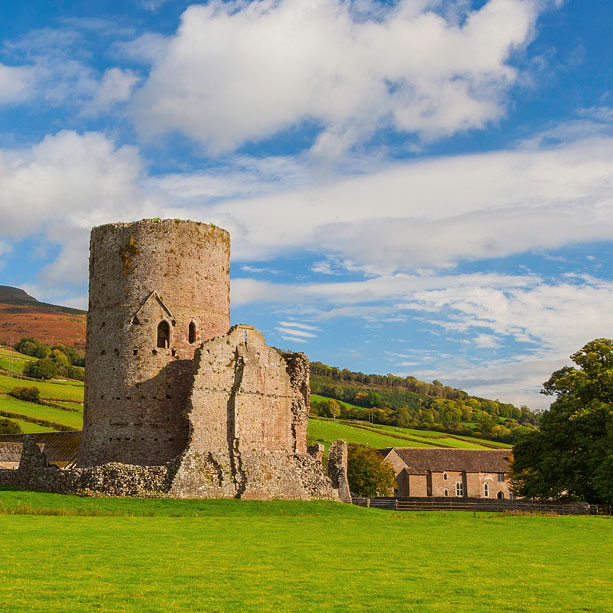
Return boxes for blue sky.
[1,0,612,409]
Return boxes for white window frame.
[483,482,489,497]
[455,482,464,497]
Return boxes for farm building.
[0,432,80,470]
[382,448,514,499]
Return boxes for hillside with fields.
[0,286,86,349]
[310,362,540,444]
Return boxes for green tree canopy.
[0,417,22,435]
[347,444,396,497]
[511,339,613,505]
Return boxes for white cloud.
[112,33,170,64]
[0,131,154,286]
[0,63,37,104]
[81,67,140,116]
[472,333,502,349]
[280,335,307,344]
[195,137,613,274]
[278,321,320,331]
[276,326,317,339]
[311,260,340,275]
[0,240,12,257]
[133,0,545,154]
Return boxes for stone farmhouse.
[382,448,514,499]
[0,219,350,501]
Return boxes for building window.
[483,483,489,497]
[455,482,464,497]
[189,321,197,344]
[498,473,505,482]
[444,489,448,497]
[497,491,505,500]
[443,472,448,481]
[157,320,170,349]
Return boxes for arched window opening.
[497,491,505,500]
[157,320,170,349]
[189,321,197,344]
[484,483,489,498]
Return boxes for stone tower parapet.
[78,219,230,467]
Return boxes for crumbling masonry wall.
[170,325,339,499]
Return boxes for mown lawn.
[0,488,611,612]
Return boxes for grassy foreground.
[0,488,611,612]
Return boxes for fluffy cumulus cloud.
[133,0,543,154]
[0,131,153,286]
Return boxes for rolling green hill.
[310,361,540,444]
[307,417,511,455]
[0,349,85,432]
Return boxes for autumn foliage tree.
[511,339,613,505]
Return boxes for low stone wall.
[0,437,348,500]
[0,439,171,497]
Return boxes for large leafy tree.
[511,339,613,504]
[347,444,396,497]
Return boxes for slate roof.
[382,447,512,474]
[0,442,22,465]
[0,431,81,467]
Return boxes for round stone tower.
[77,219,230,467]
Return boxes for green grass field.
[307,418,506,453]
[6,419,57,434]
[0,488,611,612]
[0,395,82,429]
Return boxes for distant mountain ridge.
[0,286,86,348]
[0,286,85,316]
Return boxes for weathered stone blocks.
[2,218,349,501]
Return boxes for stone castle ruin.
[0,219,349,501]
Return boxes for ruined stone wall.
[169,325,338,500]
[0,439,171,496]
[78,219,230,467]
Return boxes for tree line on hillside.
[309,365,540,444]
[311,362,470,400]
[12,337,84,381]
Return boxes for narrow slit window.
[157,320,170,349]
[189,321,197,344]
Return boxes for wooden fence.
[351,496,612,516]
